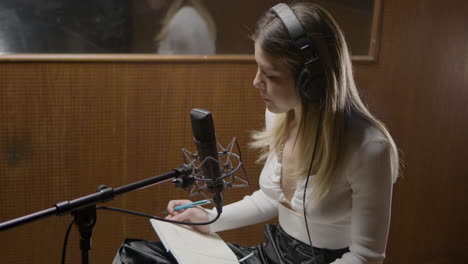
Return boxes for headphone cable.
[303,105,324,264]
[59,206,221,263]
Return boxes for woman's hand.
[165,199,211,234]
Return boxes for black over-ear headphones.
[270,3,326,104]
[271,4,325,263]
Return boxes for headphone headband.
[270,3,319,65]
[269,3,326,104]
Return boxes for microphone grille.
[190,108,216,142]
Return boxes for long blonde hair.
[155,0,216,44]
[250,3,399,201]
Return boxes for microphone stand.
[0,164,193,264]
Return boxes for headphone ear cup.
[296,66,326,104]
[296,66,311,101]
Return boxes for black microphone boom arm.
[0,164,192,264]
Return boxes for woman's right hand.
[165,199,211,234]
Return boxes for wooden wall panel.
[0,63,128,262]
[0,61,268,263]
[353,0,468,263]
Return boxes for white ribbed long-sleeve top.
[207,110,395,264]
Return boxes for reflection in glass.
[314,0,374,56]
[0,0,131,53]
[0,0,377,57]
[147,0,216,54]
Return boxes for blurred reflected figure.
[147,0,216,54]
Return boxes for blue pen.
[173,199,211,211]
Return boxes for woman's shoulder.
[344,111,387,149]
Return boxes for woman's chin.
[265,104,279,114]
[266,104,292,115]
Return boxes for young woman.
[114,2,399,264]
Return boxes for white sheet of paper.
[150,219,239,264]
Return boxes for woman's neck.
[288,103,321,139]
[290,104,302,129]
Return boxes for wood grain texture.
[0,62,267,263]
[0,63,128,262]
[354,0,468,263]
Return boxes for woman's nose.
[252,69,264,89]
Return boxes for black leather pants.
[112,224,349,264]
